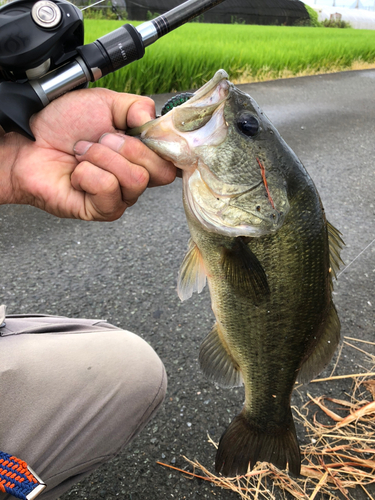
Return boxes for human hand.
[0,88,176,220]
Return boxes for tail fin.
[215,409,301,477]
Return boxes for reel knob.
[31,0,62,29]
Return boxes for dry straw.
[158,336,375,499]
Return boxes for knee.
[124,332,167,414]
[98,330,167,441]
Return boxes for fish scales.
[184,185,329,470]
[128,69,343,477]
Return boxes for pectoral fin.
[199,323,243,388]
[297,303,341,384]
[221,237,270,303]
[177,239,207,301]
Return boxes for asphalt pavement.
[0,69,374,500]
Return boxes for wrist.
[0,132,21,205]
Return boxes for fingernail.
[74,141,93,156]
[138,111,154,124]
[99,133,125,152]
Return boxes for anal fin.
[328,221,345,279]
[199,323,243,388]
[297,303,341,384]
[177,238,207,301]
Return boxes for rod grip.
[0,81,44,140]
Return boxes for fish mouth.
[127,70,230,169]
[180,69,229,108]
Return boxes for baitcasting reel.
[0,0,226,140]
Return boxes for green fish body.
[129,70,343,476]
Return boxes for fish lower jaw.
[184,170,283,237]
[185,188,278,237]
[189,203,273,237]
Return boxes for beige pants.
[0,306,167,500]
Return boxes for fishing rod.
[0,0,226,140]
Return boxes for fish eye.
[236,112,259,137]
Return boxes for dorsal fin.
[220,237,270,303]
[297,303,341,384]
[327,221,345,280]
[177,239,207,301]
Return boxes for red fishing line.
[256,157,275,210]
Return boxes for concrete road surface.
[1,69,374,500]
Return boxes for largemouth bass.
[129,70,344,477]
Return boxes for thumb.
[125,97,156,129]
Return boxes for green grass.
[84,21,375,94]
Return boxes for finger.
[126,97,156,128]
[98,133,176,187]
[74,140,150,202]
[70,161,128,221]
[110,93,156,130]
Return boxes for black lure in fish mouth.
[160,93,194,116]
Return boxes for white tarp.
[303,2,375,29]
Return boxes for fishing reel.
[0,0,226,140]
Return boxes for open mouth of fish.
[129,69,230,169]
[129,69,288,237]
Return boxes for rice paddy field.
[84,21,375,95]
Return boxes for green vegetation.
[82,8,119,20]
[321,18,352,28]
[303,4,321,27]
[303,5,352,28]
[85,21,375,95]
